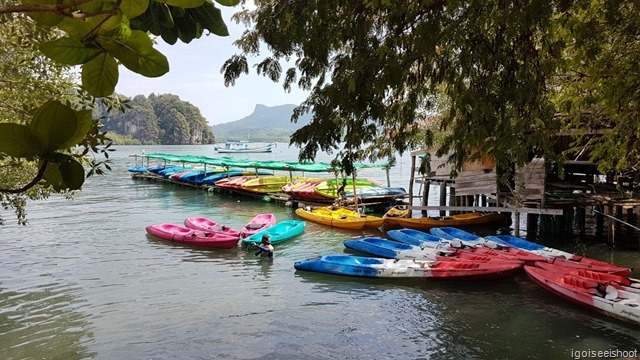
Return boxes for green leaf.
[87,12,124,35]
[0,123,40,158]
[42,162,65,191]
[60,159,86,190]
[192,1,228,36]
[161,0,206,9]
[121,0,150,19]
[29,100,78,153]
[81,53,119,97]
[58,110,93,149]
[56,18,95,38]
[214,0,240,6]
[39,37,103,65]
[100,30,169,77]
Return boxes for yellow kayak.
[395,212,510,231]
[332,207,384,228]
[241,176,307,193]
[382,206,410,229]
[295,207,366,230]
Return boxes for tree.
[222,1,639,179]
[0,0,239,224]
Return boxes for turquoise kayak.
[242,220,305,247]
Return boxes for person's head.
[261,234,271,244]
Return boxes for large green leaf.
[42,162,65,191]
[56,18,95,38]
[161,0,206,9]
[29,101,78,153]
[191,1,228,36]
[58,110,93,150]
[0,123,40,158]
[81,53,119,97]
[39,37,103,65]
[101,31,169,77]
[121,0,150,19]
[88,12,124,35]
[60,159,86,190]
[214,0,240,6]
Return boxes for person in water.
[254,234,274,259]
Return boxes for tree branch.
[0,1,112,19]
[0,160,49,194]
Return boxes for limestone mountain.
[211,104,313,143]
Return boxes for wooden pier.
[407,149,640,248]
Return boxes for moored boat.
[146,223,240,249]
[524,265,640,326]
[478,234,631,276]
[396,212,510,231]
[183,217,241,239]
[382,206,410,229]
[214,140,276,153]
[241,175,306,194]
[294,255,522,280]
[295,207,367,230]
[240,213,277,238]
[343,237,440,260]
[242,219,306,247]
[314,178,382,199]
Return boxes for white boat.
[214,140,276,153]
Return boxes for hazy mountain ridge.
[211,104,312,143]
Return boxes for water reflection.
[0,283,95,360]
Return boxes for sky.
[115,4,310,126]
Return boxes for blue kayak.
[484,235,575,259]
[128,165,147,173]
[179,170,223,184]
[430,227,482,241]
[387,228,443,247]
[242,220,305,247]
[343,237,439,260]
[202,171,244,185]
[294,254,523,280]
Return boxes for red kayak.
[436,251,525,267]
[543,257,632,277]
[535,261,637,287]
[524,265,640,325]
[146,223,240,249]
[459,246,547,266]
[183,217,240,239]
[240,213,277,238]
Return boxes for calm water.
[1,144,639,360]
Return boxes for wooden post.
[449,186,457,215]
[439,182,447,217]
[595,205,604,240]
[514,212,521,237]
[352,171,359,212]
[576,206,586,240]
[422,181,430,216]
[385,167,391,187]
[408,155,416,214]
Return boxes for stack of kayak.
[145,213,278,249]
[242,219,306,248]
[394,212,510,231]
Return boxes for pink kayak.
[183,217,240,239]
[146,223,240,249]
[240,213,276,238]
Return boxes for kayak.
[145,223,240,249]
[344,237,441,260]
[295,207,366,230]
[344,237,524,266]
[128,165,148,173]
[332,207,384,228]
[387,228,447,247]
[382,206,410,229]
[201,171,244,185]
[524,265,640,326]
[314,178,382,199]
[294,255,522,281]
[183,217,241,239]
[396,212,510,231]
[242,220,306,247]
[241,176,307,194]
[535,262,640,291]
[240,213,277,238]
